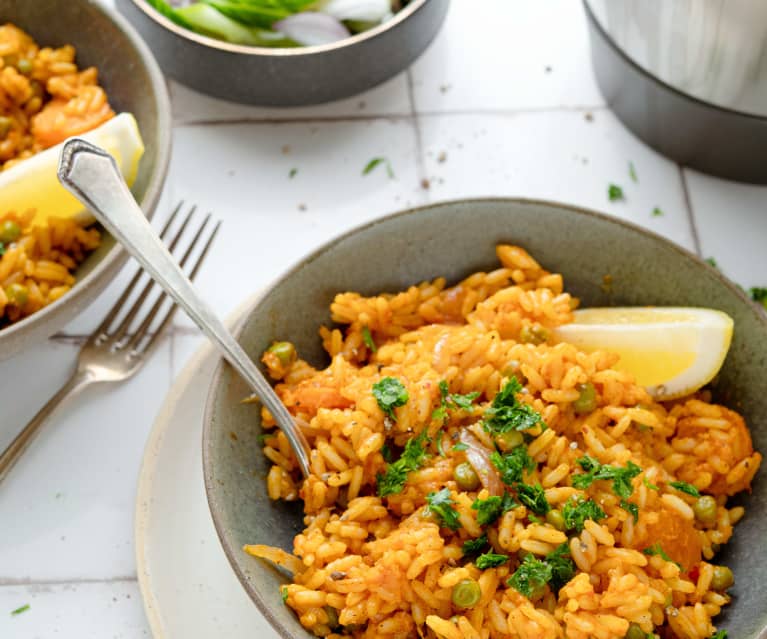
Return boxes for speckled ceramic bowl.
[0,0,171,360]
[204,198,767,639]
[116,0,449,106]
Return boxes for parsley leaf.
[11,603,30,615]
[281,587,288,604]
[483,377,546,434]
[705,257,718,269]
[372,377,409,420]
[669,481,701,497]
[452,442,469,452]
[491,447,535,485]
[476,552,509,569]
[362,326,377,352]
[710,631,728,639]
[472,492,518,526]
[507,554,552,598]
[462,534,489,557]
[0,242,5,256]
[750,287,767,310]
[562,496,606,532]
[376,430,429,497]
[433,380,480,420]
[620,499,639,522]
[425,488,462,530]
[643,477,660,491]
[643,543,681,568]
[651,207,664,217]
[516,483,550,515]
[572,457,642,499]
[547,543,576,591]
[608,184,624,201]
[362,157,394,178]
[288,168,298,179]
[629,162,638,183]
[436,430,446,457]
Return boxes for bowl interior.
[0,0,169,347]
[204,198,767,639]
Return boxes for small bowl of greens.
[116,0,449,106]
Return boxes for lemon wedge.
[553,307,734,400]
[0,112,144,226]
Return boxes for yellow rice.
[248,245,761,639]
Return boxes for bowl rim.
[126,0,431,56]
[0,0,172,351]
[202,196,767,638]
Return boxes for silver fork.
[0,203,220,484]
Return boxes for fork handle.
[58,139,313,478]
[0,369,93,484]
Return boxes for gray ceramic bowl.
[116,0,449,106]
[204,198,767,639]
[0,0,171,360]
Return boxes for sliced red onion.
[459,430,504,497]
[274,12,351,46]
[319,0,392,22]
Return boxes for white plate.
[134,300,280,638]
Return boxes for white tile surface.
[419,109,697,250]
[0,581,149,639]
[410,0,604,113]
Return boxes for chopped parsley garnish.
[436,431,446,457]
[643,477,659,491]
[705,257,718,268]
[425,487,462,530]
[376,430,429,497]
[362,156,394,178]
[472,492,518,526]
[750,287,767,310]
[651,207,664,217]
[562,496,606,532]
[490,447,535,485]
[620,499,639,522]
[362,326,377,352]
[372,377,409,420]
[475,552,509,569]
[288,168,298,179]
[607,183,624,201]
[483,377,546,434]
[281,587,288,603]
[507,544,575,598]
[433,380,480,420]
[11,604,30,615]
[710,631,728,639]
[0,242,5,256]
[381,442,392,463]
[643,543,681,567]
[462,534,489,557]
[516,482,550,515]
[572,456,642,499]
[669,481,701,497]
[452,442,469,452]
[629,162,638,182]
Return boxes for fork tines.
[91,202,220,357]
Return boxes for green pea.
[451,578,481,609]
[267,341,296,366]
[16,58,32,74]
[625,622,648,639]
[710,565,734,591]
[453,462,480,491]
[519,324,550,345]
[545,509,566,531]
[0,219,21,243]
[5,283,28,307]
[573,382,597,414]
[495,430,524,452]
[0,116,12,139]
[692,495,717,525]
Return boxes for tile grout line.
[678,166,703,257]
[0,576,138,587]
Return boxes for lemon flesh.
[0,112,144,226]
[553,307,734,400]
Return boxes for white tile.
[167,120,427,328]
[685,170,767,290]
[0,338,171,581]
[169,74,412,124]
[410,0,604,113]
[418,109,696,250]
[0,580,149,639]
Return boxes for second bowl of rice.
[203,198,767,639]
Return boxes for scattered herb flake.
[749,287,767,310]
[475,552,509,569]
[281,587,288,603]
[288,168,298,179]
[643,543,681,568]
[572,457,642,499]
[546,543,576,591]
[381,442,393,463]
[629,162,638,182]
[462,534,489,557]
[705,257,718,268]
[362,156,394,178]
[562,496,606,532]
[433,380,480,420]
[436,430,446,457]
[620,499,639,522]
[507,554,552,598]
[651,207,664,217]
[710,631,728,639]
[372,377,409,420]
[376,430,429,497]
[452,442,469,452]
[11,604,29,616]
[362,326,377,352]
[483,376,546,434]
[472,492,518,526]
[643,477,660,491]
[607,183,624,201]
[425,487,462,530]
[0,242,5,256]
[491,446,535,486]
[517,483,551,515]
[669,481,701,497]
